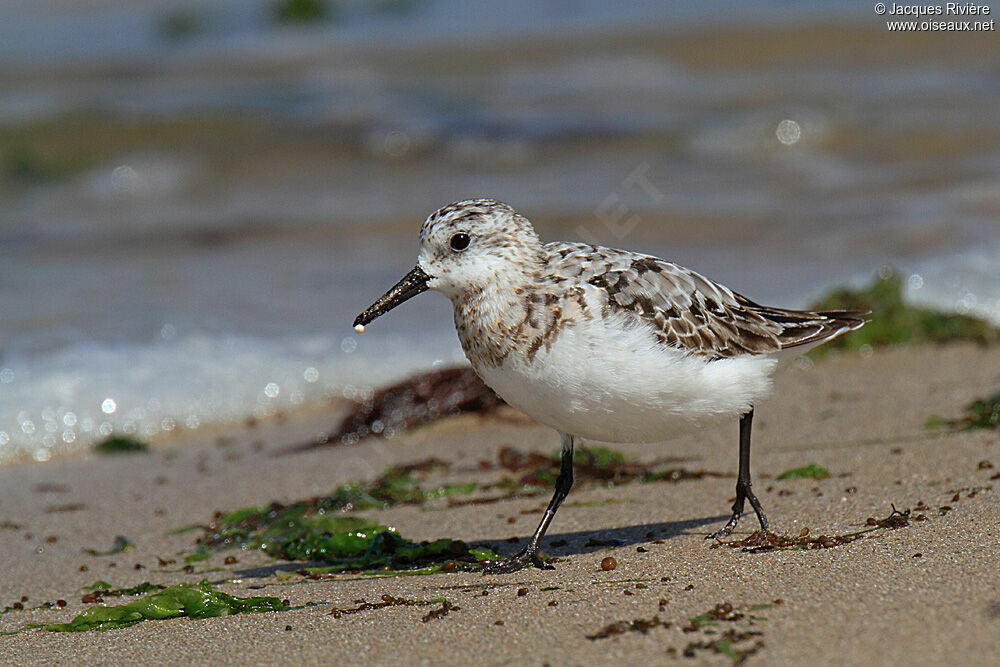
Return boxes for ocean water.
[1,1,998,464]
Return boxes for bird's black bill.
[353,266,430,328]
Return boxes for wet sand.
[2,343,999,664]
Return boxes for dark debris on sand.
[297,367,505,450]
[712,530,856,552]
[712,506,915,552]
[586,615,671,640]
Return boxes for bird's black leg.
[708,409,769,539]
[482,433,574,574]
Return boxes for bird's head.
[353,199,543,330]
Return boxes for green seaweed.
[0,115,276,193]
[684,631,763,663]
[271,0,335,23]
[495,445,725,491]
[776,464,831,480]
[41,581,288,632]
[3,149,75,183]
[186,448,724,573]
[186,461,476,560]
[928,390,1000,431]
[94,436,149,455]
[809,271,998,354]
[679,602,772,664]
[576,446,630,470]
[316,461,475,511]
[83,535,134,556]
[83,581,162,597]
[194,507,495,573]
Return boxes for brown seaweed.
[293,367,505,451]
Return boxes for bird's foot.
[707,512,742,540]
[480,546,552,575]
[707,498,769,541]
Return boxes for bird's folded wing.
[545,242,865,359]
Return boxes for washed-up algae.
[586,615,671,640]
[93,436,149,455]
[83,535,134,556]
[327,593,449,618]
[185,457,496,571]
[776,464,831,480]
[678,601,780,664]
[484,445,726,495]
[192,506,495,573]
[712,506,920,552]
[928,390,1000,432]
[587,602,778,663]
[301,367,504,449]
[809,271,998,354]
[81,581,164,604]
[189,445,721,571]
[29,582,288,633]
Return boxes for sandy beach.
[1,343,998,664]
[2,3,999,664]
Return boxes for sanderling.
[354,199,866,573]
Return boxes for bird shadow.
[228,514,727,580]
[478,514,728,558]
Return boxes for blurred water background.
[1,0,998,464]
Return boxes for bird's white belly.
[475,313,777,443]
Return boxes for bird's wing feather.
[545,242,866,359]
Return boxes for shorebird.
[354,199,866,573]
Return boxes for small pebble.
[285,625,292,632]
[600,557,617,571]
[517,588,528,597]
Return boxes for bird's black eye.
[449,232,470,251]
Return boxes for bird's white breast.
[474,311,777,443]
